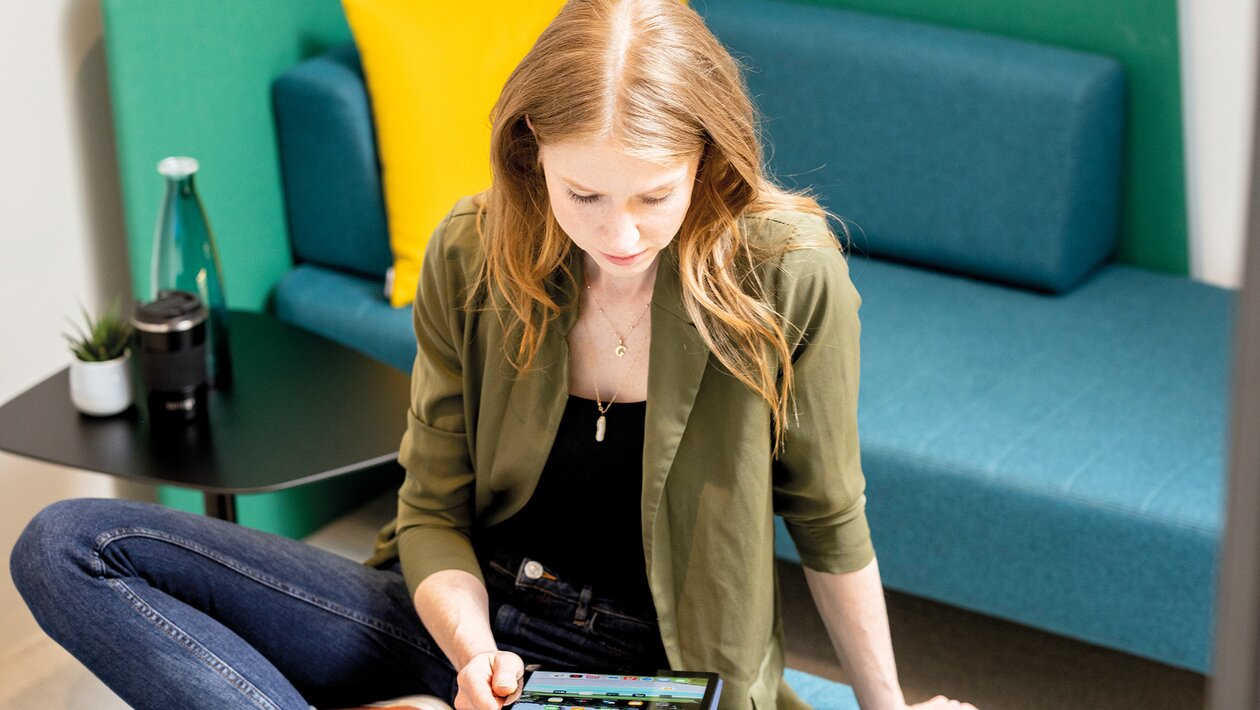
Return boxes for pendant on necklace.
[595,415,607,442]
[615,340,627,358]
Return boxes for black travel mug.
[131,290,209,423]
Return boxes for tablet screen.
[509,669,719,709]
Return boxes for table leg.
[204,492,238,522]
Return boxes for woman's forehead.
[541,139,696,193]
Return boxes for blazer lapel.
[642,245,711,504]
[487,259,581,518]
[641,247,711,651]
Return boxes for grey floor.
[0,491,1206,709]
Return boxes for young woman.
[11,1,977,708]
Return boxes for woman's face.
[536,137,700,282]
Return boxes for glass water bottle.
[151,156,233,390]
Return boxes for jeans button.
[523,560,544,580]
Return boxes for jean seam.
[90,527,440,659]
[105,577,284,710]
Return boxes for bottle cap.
[156,156,199,178]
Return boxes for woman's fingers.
[455,653,501,710]
[490,652,525,703]
[454,651,527,710]
[909,695,979,709]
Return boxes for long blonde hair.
[470,0,840,456]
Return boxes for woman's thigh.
[10,498,457,709]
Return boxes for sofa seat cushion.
[274,264,415,373]
[777,256,1233,672]
[784,668,859,709]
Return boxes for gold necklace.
[585,284,651,358]
[591,333,647,442]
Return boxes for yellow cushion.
[342,0,567,307]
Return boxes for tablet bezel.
[507,666,722,708]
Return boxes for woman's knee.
[10,498,133,598]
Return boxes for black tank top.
[474,394,655,616]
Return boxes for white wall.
[0,0,153,664]
[1182,0,1259,289]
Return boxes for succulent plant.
[63,299,134,362]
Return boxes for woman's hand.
[907,696,979,709]
[452,650,525,710]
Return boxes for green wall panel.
[100,0,373,537]
[101,0,352,309]
[799,0,1188,274]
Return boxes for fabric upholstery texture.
[341,0,567,307]
[274,264,415,373]
[702,0,1126,293]
[778,256,1232,672]
[783,668,860,709]
[272,44,392,281]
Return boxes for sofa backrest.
[702,0,1126,293]
[273,1,1125,294]
[272,45,392,281]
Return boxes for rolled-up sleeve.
[395,210,484,597]
[772,239,876,575]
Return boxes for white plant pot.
[69,349,134,416]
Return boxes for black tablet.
[507,668,723,709]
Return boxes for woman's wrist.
[852,680,906,710]
[451,634,501,670]
[413,568,499,670]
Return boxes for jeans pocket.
[494,601,647,671]
[485,553,668,670]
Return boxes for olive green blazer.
[365,195,875,709]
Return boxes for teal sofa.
[268,0,1232,678]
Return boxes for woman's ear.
[524,114,536,135]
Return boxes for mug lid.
[132,290,208,333]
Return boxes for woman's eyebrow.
[562,177,679,195]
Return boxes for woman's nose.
[605,211,641,254]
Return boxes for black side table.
[0,310,412,523]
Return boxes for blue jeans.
[9,498,669,709]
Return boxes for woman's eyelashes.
[565,189,675,206]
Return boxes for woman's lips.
[603,250,645,266]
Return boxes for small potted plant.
[64,299,135,416]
